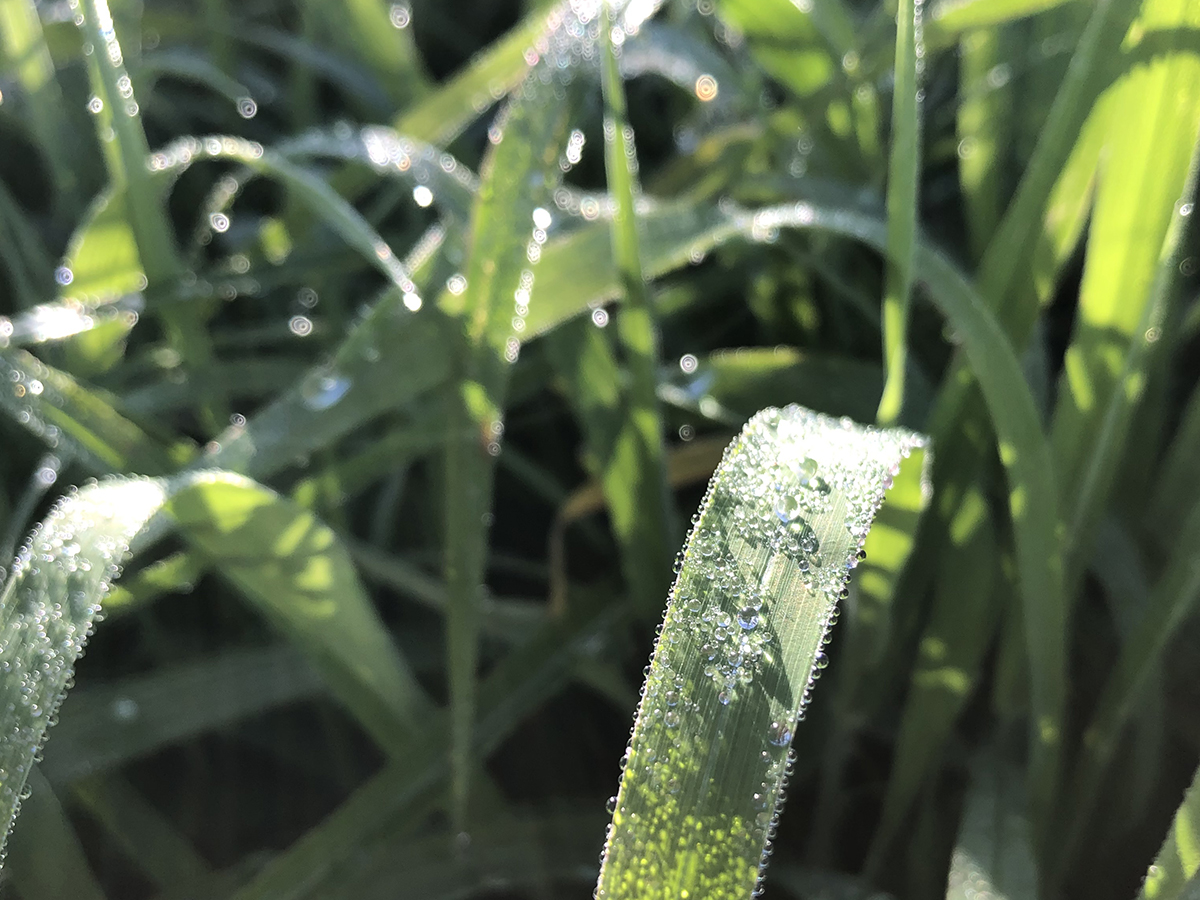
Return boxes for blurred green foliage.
[1,0,1200,898]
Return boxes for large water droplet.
[301,373,351,410]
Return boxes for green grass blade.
[59,185,151,300]
[441,8,581,826]
[4,768,106,900]
[975,0,1140,328]
[958,27,1015,260]
[1138,762,1200,900]
[1056,496,1200,878]
[78,0,183,290]
[594,0,676,616]
[1049,0,1200,591]
[40,645,320,783]
[1,469,434,861]
[0,476,171,859]
[71,774,211,890]
[867,491,999,870]
[165,473,434,751]
[596,406,928,900]
[526,196,1068,844]
[394,10,546,145]
[927,0,1076,44]
[946,752,1038,900]
[297,0,429,110]
[0,348,185,474]
[0,0,81,214]
[876,0,922,425]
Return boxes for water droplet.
[606,795,618,814]
[301,373,351,410]
[412,185,433,207]
[236,97,257,118]
[288,315,313,337]
[737,606,759,630]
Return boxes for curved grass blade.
[0,476,171,859]
[1138,762,1200,900]
[876,0,922,426]
[596,406,928,900]
[165,473,433,750]
[0,471,432,861]
[524,196,1067,841]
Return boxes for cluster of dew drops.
[599,406,925,895]
[1,479,167,835]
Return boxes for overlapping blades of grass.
[1049,0,1200,592]
[596,406,928,900]
[0,471,432,861]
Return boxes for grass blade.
[876,0,922,425]
[589,0,676,616]
[0,477,171,858]
[440,5,583,826]
[3,768,106,900]
[975,0,1140,329]
[1138,762,1200,900]
[1056,495,1200,878]
[0,348,187,475]
[1,471,432,860]
[1049,0,1200,591]
[596,406,928,900]
[165,473,434,752]
[946,752,1037,900]
[41,645,321,783]
[78,0,183,290]
[957,27,1015,260]
[0,0,81,215]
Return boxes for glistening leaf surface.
[596,405,927,900]
[0,472,429,860]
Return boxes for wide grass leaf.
[596,405,928,900]
[0,471,430,861]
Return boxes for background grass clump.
[2,0,1200,898]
